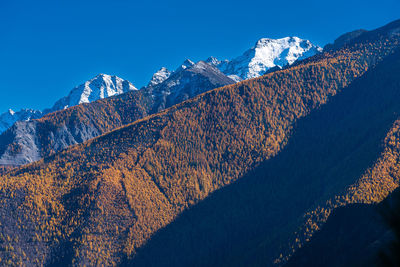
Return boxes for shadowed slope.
[285,187,400,267]
[130,49,400,266]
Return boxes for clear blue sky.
[1,0,399,112]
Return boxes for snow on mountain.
[0,109,42,134]
[175,59,195,72]
[148,60,195,87]
[208,37,322,81]
[0,74,137,134]
[205,56,224,67]
[148,67,172,87]
[0,60,236,166]
[0,37,319,135]
[50,74,137,111]
[146,60,235,112]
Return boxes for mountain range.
[0,36,320,133]
[0,19,400,266]
[0,60,235,166]
[0,36,320,167]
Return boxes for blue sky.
[0,0,399,112]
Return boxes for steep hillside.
[129,46,400,266]
[0,74,137,135]
[285,188,400,267]
[0,61,234,166]
[324,29,368,51]
[0,20,398,265]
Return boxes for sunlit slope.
[0,89,151,165]
[128,47,400,267]
[0,24,398,265]
[0,61,233,167]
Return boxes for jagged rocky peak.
[210,36,322,81]
[254,37,321,64]
[50,73,137,111]
[0,108,42,134]
[189,60,211,71]
[75,73,137,104]
[176,59,195,71]
[205,56,223,66]
[148,67,172,87]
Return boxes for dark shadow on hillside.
[285,188,400,267]
[123,49,400,267]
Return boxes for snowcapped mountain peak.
[211,37,322,80]
[148,67,172,87]
[74,73,137,105]
[50,74,137,111]
[182,59,195,66]
[205,56,222,66]
[255,36,303,46]
[0,73,137,134]
[177,59,195,71]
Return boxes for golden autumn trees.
[0,31,399,265]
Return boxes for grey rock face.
[148,67,172,87]
[0,121,41,165]
[0,61,235,167]
[146,61,235,112]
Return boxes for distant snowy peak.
[51,74,137,111]
[0,74,137,134]
[211,37,322,80]
[0,109,42,133]
[71,73,137,105]
[147,59,196,87]
[205,56,224,67]
[148,67,172,87]
[176,59,195,72]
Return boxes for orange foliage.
[0,36,398,265]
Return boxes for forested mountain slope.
[0,61,234,167]
[286,187,400,267]
[0,74,137,137]
[130,43,400,267]
[0,20,399,266]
